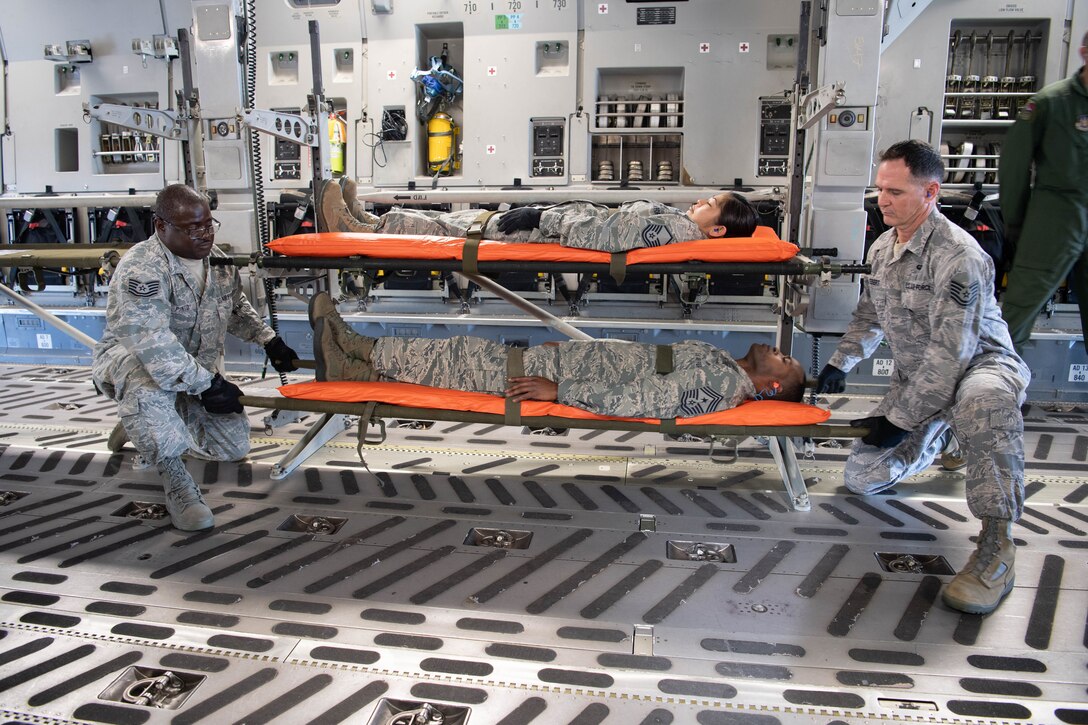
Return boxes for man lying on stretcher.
[309,292,806,419]
[317,177,758,253]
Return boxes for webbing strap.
[504,346,525,426]
[655,345,674,374]
[609,252,628,286]
[658,418,679,435]
[463,210,499,275]
[355,401,387,462]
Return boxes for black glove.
[200,374,244,415]
[816,364,848,394]
[496,206,543,234]
[264,335,299,373]
[851,415,909,448]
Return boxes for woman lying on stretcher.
[308,292,806,420]
[318,177,759,254]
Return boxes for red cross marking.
[387,70,396,79]
[700,43,709,52]
[487,145,496,154]
[739,42,750,52]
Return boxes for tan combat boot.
[315,178,376,233]
[939,429,967,471]
[339,176,381,226]
[158,456,213,531]
[308,292,377,382]
[107,421,129,453]
[942,517,1015,614]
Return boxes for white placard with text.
[872,358,894,377]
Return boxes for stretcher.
[239,382,861,512]
[262,227,813,284]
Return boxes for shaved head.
[155,184,209,222]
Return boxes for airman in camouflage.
[319,179,758,252]
[93,184,298,531]
[816,141,1029,615]
[309,292,808,418]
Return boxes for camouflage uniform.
[376,200,703,252]
[92,233,276,464]
[368,337,755,418]
[828,210,1030,521]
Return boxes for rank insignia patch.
[678,386,724,417]
[949,278,979,308]
[127,279,160,298]
[641,223,674,247]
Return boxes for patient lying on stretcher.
[317,178,758,253]
[309,292,805,419]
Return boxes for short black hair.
[717,192,758,237]
[154,184,209,223]
[879,140,944,183]
[777,370,805,403]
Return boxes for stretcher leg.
[767,435,811,512]
[270,413,350,480]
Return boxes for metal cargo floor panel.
[0,365,1085,724]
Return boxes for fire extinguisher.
[427,112,460,175]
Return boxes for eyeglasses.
[159,217,221,240]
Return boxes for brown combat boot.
[308,292,377,382]
[315,178,376,233]
[942,517,1015,614]
[339,176,381,226]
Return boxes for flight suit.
[1000,68,1088,351]
[366,337,756,418]
[828,211,1030,521]
[92,234,276,464]
[375,200,704,252]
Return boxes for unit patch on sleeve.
[640,223,675,247]
[678,386,724,417]
[949,277,979,308]
[1076,114,1088,132]
[127,279,161,298]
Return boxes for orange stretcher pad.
[279,381,830,427]
[266,226,798,266]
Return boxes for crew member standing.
[1000,30,1088,353]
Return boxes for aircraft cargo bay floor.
[0,364,1085,724]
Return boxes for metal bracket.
[632,624,655,656]
[262,408,308,436]
[240,108,320,147]
[270,412,351,479]
[797,82,846,130]
[84,103,187,140]
[767,435,812,511]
